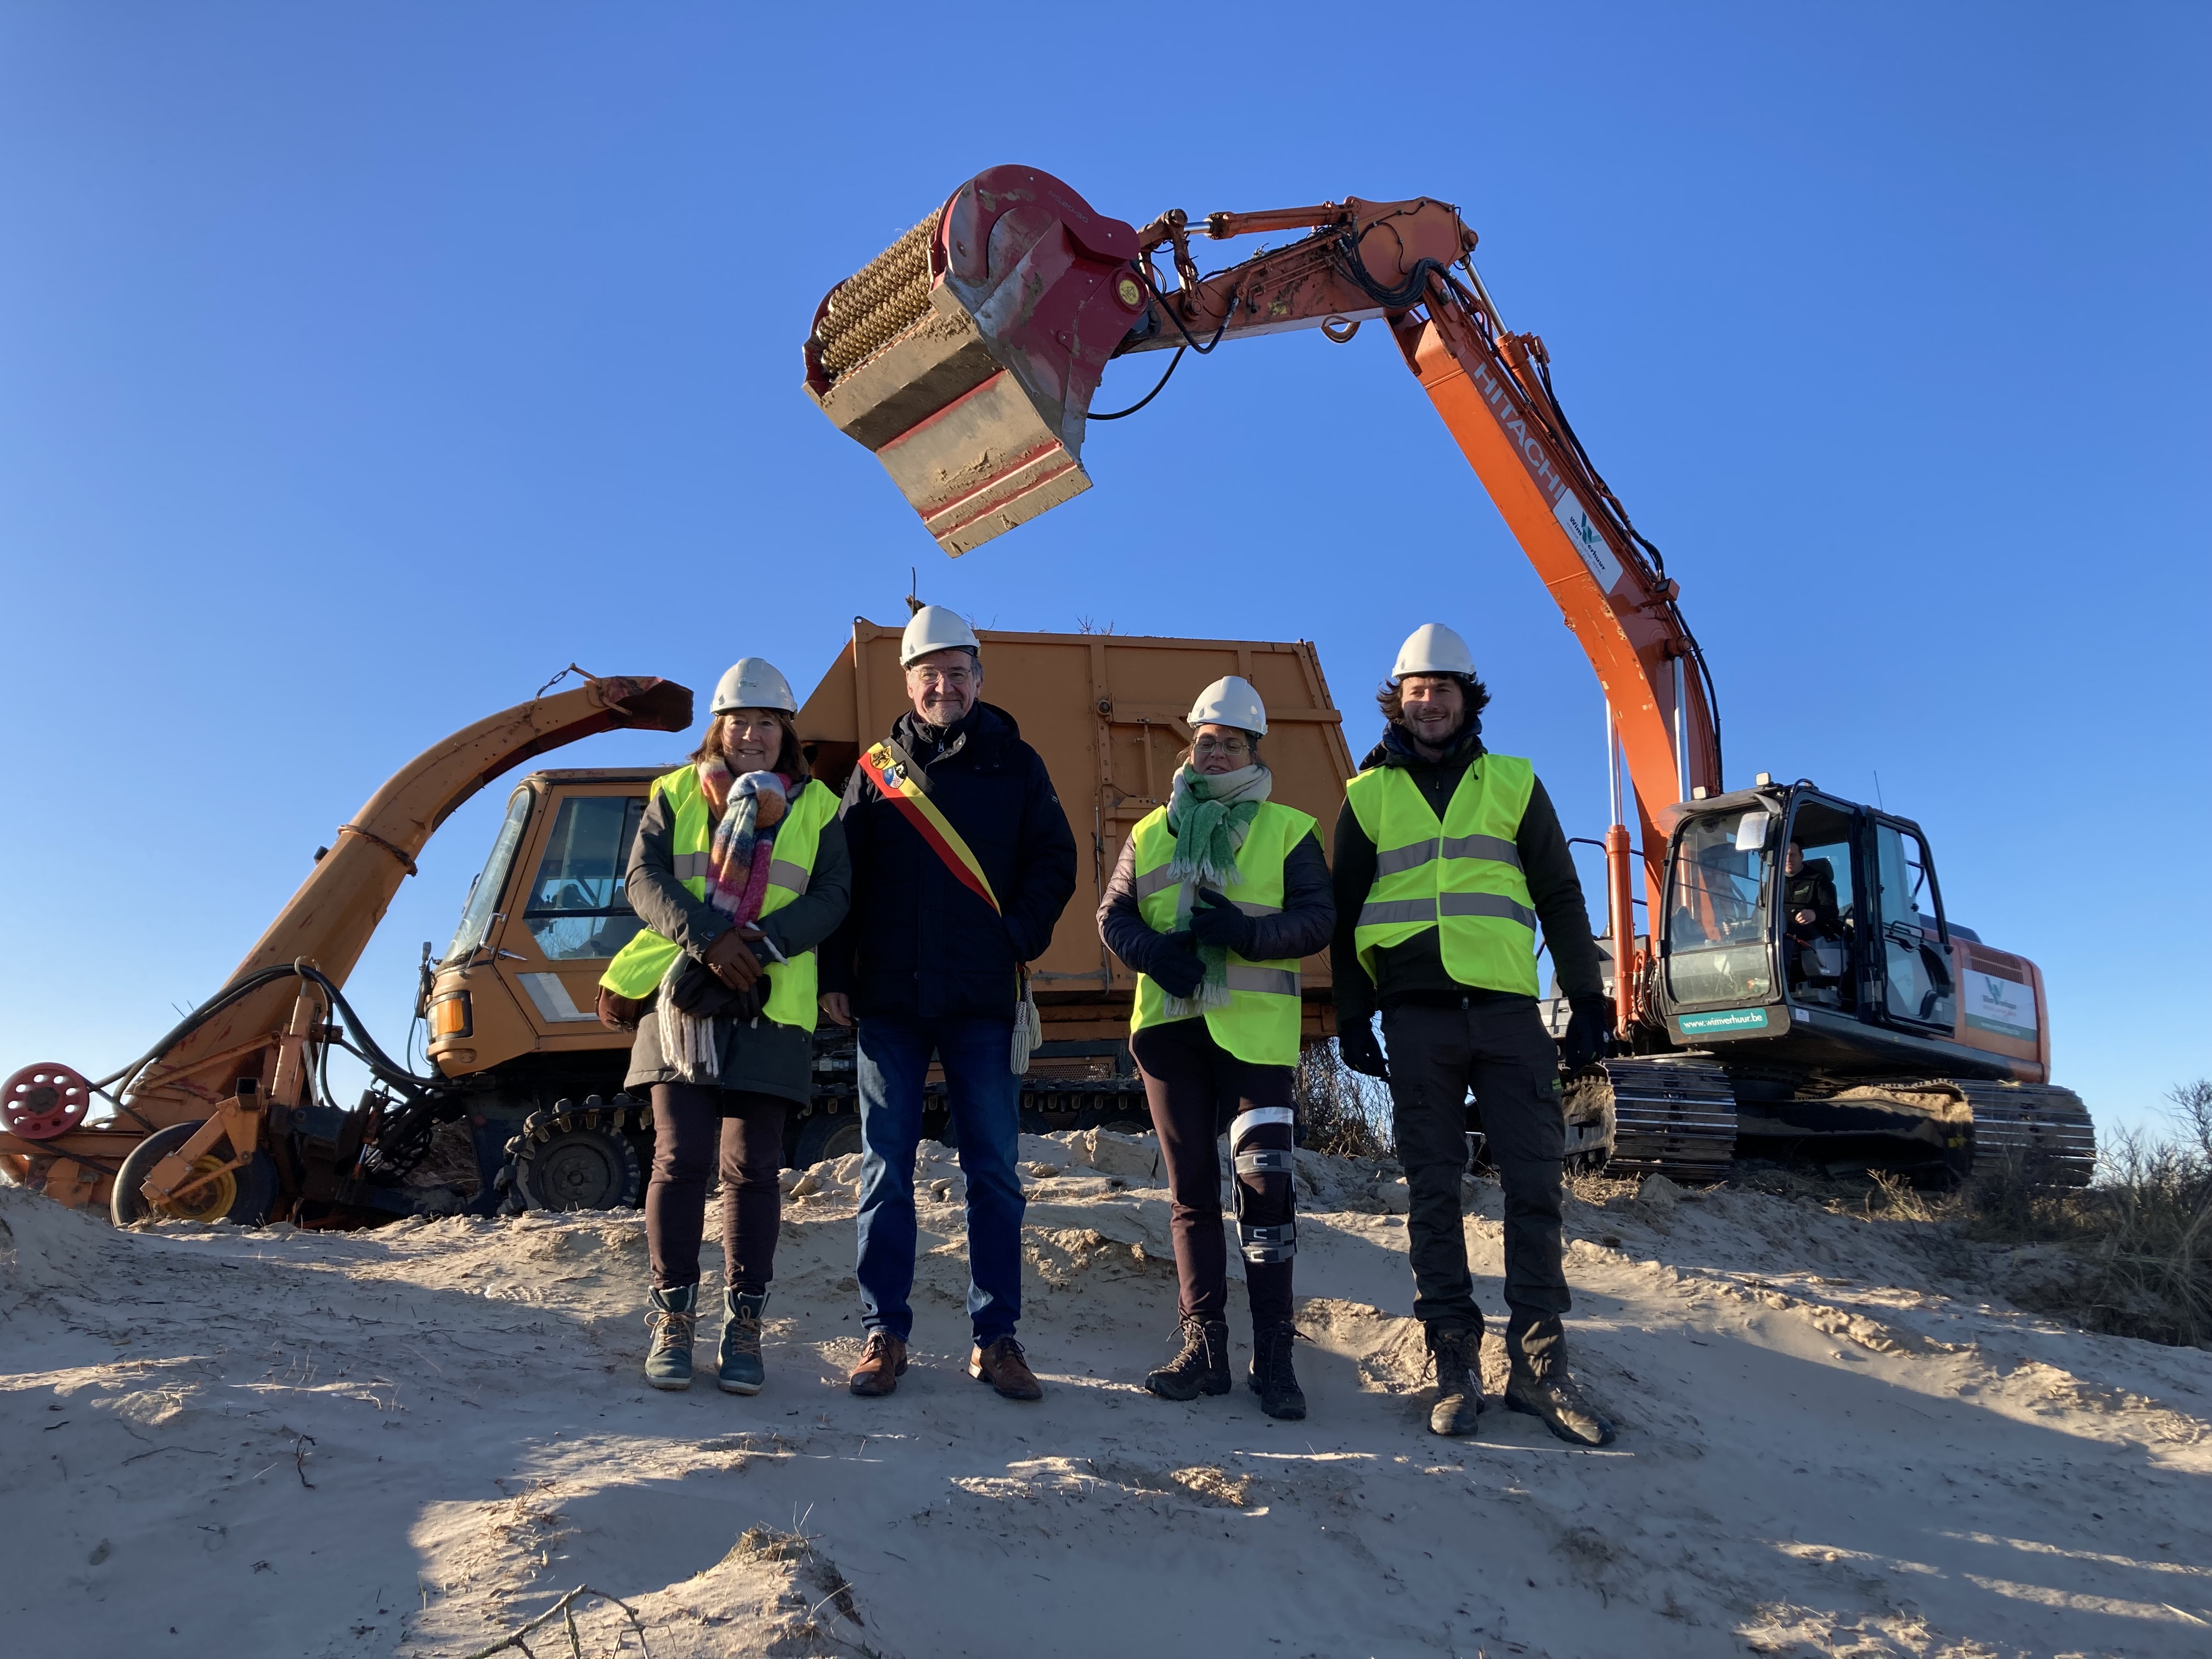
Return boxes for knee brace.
[1229,1106,1297,1263]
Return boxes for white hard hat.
[710,657,797,715]
[900,604,981,667]
[1391,622,1478,680]
[1186,675,1267,736]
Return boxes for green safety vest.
[1345,753,1540,997]
[599,769,838,1031]
[1127,800,1313,1067]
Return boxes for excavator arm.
[121,674,693,1120]
[806,167,1720,1021]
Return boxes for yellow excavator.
[3,624,1359,1224]
[1,675,691,1225]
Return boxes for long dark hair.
[690,710,810,780]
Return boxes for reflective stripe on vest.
[1126,800,1314,1067]
[599,771,837,1030]
[1345,753,1540,997]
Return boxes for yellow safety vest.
[1345,753,1539,997]
[1127,800,1313,1067]
[599,770,837,1031]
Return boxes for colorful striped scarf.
[658,761,791,1080]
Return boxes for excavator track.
[1945,1079,2097,1186]
[1570,1057,1739,1182]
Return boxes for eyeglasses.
[909,666,974,689]
[1193,738,1251,758]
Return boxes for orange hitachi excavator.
[804,165,2093,1183]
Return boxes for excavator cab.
[1651,781,1993,1072]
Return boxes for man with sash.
[820,606,1077,1401]
[1331,623,1619,1446]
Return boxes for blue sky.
[2,3,2204,1138]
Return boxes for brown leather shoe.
[969,1335,1043,1401]
[849,1331,907,1397]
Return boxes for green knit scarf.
[1163,763,1271,1013]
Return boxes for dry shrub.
[1870,1079,2212,1350]
[1296,1040,1394,1160]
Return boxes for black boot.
[1506,1357,1616,1447]
[1249,1322,1307,1420]
[1146,1316,1232,1400]
[1426,1325,1482,1436]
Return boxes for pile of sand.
[4,1136,2209,1657]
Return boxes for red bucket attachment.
[804,167,1147,557]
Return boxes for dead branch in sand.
[460,1583,648,1659]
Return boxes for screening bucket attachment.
[803,166,1148,557]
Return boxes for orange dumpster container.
[797,619,1356,1052]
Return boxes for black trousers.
[646,1083,787,1293]
[1380,996,1569,1372]
[1131,1016,1295,1331]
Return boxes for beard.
[1402,713,1463,750]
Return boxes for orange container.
[798,619,1356,1042]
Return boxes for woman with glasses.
[1096,676,1334,1419]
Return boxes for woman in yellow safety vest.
[597,658,850,1397]
[1095,675,1334,1420]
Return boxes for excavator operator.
[1781,842,1849,1003]
[1331,623,1618,1447]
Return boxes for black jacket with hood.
[1330,720,1604,1022]
[821,701,1079,1022]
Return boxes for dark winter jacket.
[1097,821,1335,981]
[821,702,1078,1022]
[620,780,853,1103]
[1330,723,1603,1020]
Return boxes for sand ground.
[4,1133,2208,1658]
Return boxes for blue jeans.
[854,1013,1025,1345]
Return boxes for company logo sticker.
[1963,970,2037,1041]
[1554,492,1624,592]
[1678,1007,1769,1035]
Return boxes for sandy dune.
[4,1135,2209,1658]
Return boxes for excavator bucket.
[803,166,1148,556]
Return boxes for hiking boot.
[849,1330,907,1397]
[1426,1325,1482,1436]
[1506,1361,1616,1447]
[1249,1322,1307,1420]
[644,1283,699,1391]
[969,1335,1044,1401]
[717,1289,769,1396]
[1145,1316,1232,1401]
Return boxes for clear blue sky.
[3,4,2204,1138]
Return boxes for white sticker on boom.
[1554,491,1623,591]
[1963,970,2037,1041]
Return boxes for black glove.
[1560,994,1616,1071]
[1338,1019,1390,1080]
[1188,889,1256,956]
[1147,930,1206,1000]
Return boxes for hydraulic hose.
[1132,263,1238,355]
[101,962,443,1105]
[94,964,304,1091]
[1090,346,1186,421]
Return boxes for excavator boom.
[123,675,692,1119]
[803,167,1719,969]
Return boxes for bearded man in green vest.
[1331,624,1618,1446]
